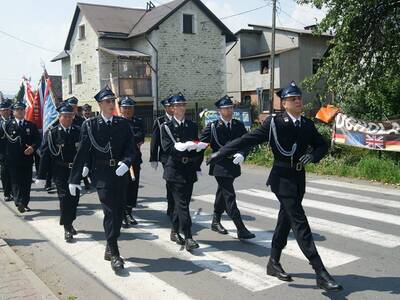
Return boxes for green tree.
[15,83,25,102]
[298,0,400,118]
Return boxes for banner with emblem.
[332,113,400,152]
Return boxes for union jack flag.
[365,134,384,150]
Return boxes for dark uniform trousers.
[69,116,136,256]
[38,125,82,227]
[1,119,40,207]
[218,112,328,270]
[200,119,249,221]
[150,115,174,218]
[124,116,144,212]
[161,118,204,238]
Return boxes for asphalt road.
[0,142,399,300]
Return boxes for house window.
[118,59,152,97]
[68,75,72,94]
[75,64,82,84]
[312,58,321,74]
[183,14,194,34]
[78,25,86,40]
[260,60,269,74]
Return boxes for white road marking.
[310,179,400,197]
[238,189,400,226]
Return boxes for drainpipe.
[145,34,159,118]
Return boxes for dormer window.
[78,25,86,40]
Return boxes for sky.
[0,0,326,96]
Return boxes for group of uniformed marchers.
[0,81,343,292]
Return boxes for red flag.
[23,78,42,129]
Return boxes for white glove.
[185,141,197,152]
[82,166,89,177]
[232,153,245,165]
[196,142,208,152]
[150,161,158,170]
[34,179,46,188]
[115,161,129,176]
[68,184,82,196]
[196,171,202,177]
[174,142,188,152]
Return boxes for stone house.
[52,0,236,119]
[226,24,332,118]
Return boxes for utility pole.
[269,0,277,115]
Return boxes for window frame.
[75,64,82,85]
[78,24,86,40]
[260,59,270,74]
[182,13,195,34]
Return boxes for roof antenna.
[146,1,155,11]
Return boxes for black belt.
[97,159,118,167]
[55,160,74,169]
[273,160,304,171]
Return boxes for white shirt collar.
[165,113,172,121]
[101,113,113,123]
[220,117,232,126]
[15,118,24,124]
[60,124,71,132]
[286,112,301,125]
[174,116,185,125]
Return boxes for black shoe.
[237,227,255,240]
[126,213,138,225]
[4,196,12,202]
[110,255,124,273]
[121,216,130,229]
[267,259,293,281]
[24,206,31,212]
[84,184,91,190]
[104,246,112,261]
[211,213,228,234]
[170,231,185,245]
[71,226,78,235]
[185,238,199,251]
[316,270,343,291]
[17,203,25,213]
[64,230,73,243]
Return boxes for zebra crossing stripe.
[310,179,400,197]
[238,189,400,226]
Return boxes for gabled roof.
[248,24,333,37]
[51,50,70,62]
[63,0,236,50]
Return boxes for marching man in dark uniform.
[0,100,13,202]
[81,103,92,189]
[36,103,82,242]
[82,104,92,120]
[0,101,40,213]
[207,82,342,291]
[68,86,136,273]
[65,96,85,127]
[149,97,174,218]
[200,96,255,240]
[118,96,145,228]
[161,93,207,251]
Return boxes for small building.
[52,0,236,122]
[226,24,332,119]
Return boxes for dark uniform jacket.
[200,118,249,178]
[161,118,204,183]
[219,112,328,196]
[150,115,171,164]
[38,124,80,184]
[129,116,145,166]
[69,115,136,189]
[72,115,85,127]
[0,117,11,161]
[0,119,40,166]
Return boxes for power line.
[0,29,59,53]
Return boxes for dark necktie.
[66,128,70,135]
[107,120,112,127]
[227,122,231,131]
[19,121,23,127]
[295,120,300,128]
